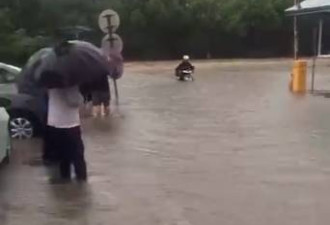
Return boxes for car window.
[0,68,17,84]
[0,69,7,83]
[0,69,18,95]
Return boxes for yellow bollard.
[292,60,307,93]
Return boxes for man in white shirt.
[43,71,87,181]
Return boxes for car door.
[0,108,9,162]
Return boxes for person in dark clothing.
[91,75,111,117]
[175,55,195,77]
[56,126,86,180]
[79,85,93,117]
[83,93,92,105]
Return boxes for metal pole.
[293,0,300,59]
[104,14,119,103]
[105,15,115,48]
[318,19,323,56]
[113,79,119,105]
[294,16,298,59]
[311,28,317,93]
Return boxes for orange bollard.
[292,60,307,93]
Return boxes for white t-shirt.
[47,86,82,128]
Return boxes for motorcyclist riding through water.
[175,55,195,81]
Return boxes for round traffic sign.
[98,9,120,33]
[101,34,124,55]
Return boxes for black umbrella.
[38,40,111,88]
[19,41,113,89]
[18,48,53,95]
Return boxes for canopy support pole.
[294,16,299,59]
[318,19,323,56]
[293,0,300,59]
[312,28,318,93]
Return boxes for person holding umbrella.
[42,71,87,181]
[27,40,112,182]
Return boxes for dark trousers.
[43,126,87,180]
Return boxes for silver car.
[0,62,45,139]
[0,107,10,163]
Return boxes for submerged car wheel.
[9,116,34,139]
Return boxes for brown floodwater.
[2,59,330,225]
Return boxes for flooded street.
[2,59,330,225]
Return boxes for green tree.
[0,0,297,62]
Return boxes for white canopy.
[286,0,330,16]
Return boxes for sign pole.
[113,78,119,105]
[104,14,119,104]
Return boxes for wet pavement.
[2,59,330,224]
